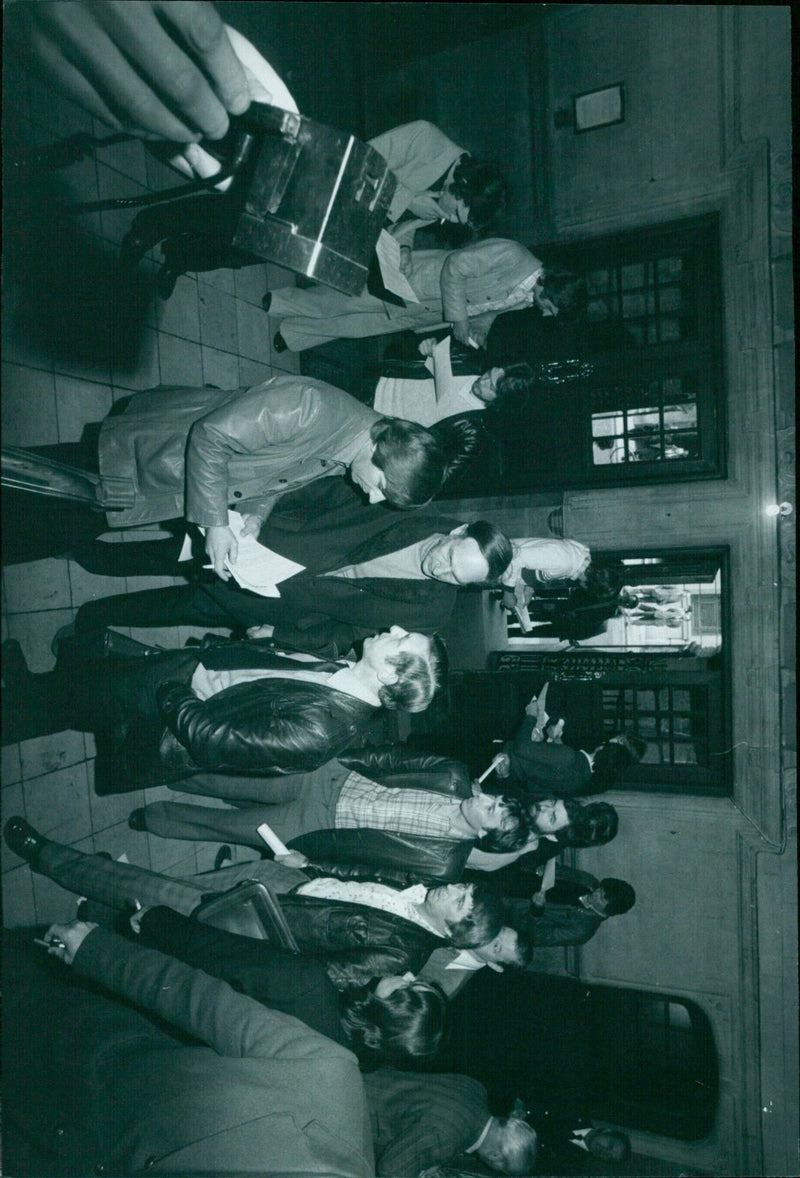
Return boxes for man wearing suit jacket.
[5,819,505,985]
[71,479,513,656]
[2,924,373,1177]
[363,1068,538,1175]
[266,237,546,352]
[1,626,444,787]
[505,867,636,948]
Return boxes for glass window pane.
[658,256,683,281]
[587,298,612,322]
[587,269,616,294]
[660,317,682,340]
[621,263,646,290]
[622,292,649,318]
[659,285,683,312]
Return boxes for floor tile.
[88,781,145,834]
[54,374,113,443]
[158,333,203,385]
[198,285,239,354]
[3,559,73,613]
[202,345,240,389]
[112,325,161,391]
[5,608,74,671]
[68,561,131,608]
[23,762,92,847]
[238,357,275,387]
[199,269,236,295]
[236,298,272,362]
[155,278,201,342]
[234,264,269,305]
[19,730,88,781]
[1,362,58,446]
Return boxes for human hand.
[205,525,237,580]
[546,718,565,743]
[406,191,447,222]
[22,1,252,142]
[531,890,546,908]
[42,920,98,964]
[275,850,309,869]
[246,623,275,640]
[239,513,264,539]
[418,337,437,357]
[398,246,412,275]
[494,753,511,779]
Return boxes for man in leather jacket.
[1,627,446,789]
[5,818,505,985]
[130,745,530,864]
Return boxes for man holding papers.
[3,375,475,580]
[70,479,513,657]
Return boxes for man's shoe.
[128,808,148,831]
[272,330,288,354]
[261,291,272,313]
[50,623,76,658]
[4,817,46,865]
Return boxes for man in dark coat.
[363,1068,538,1175]
[2,923,374,1177]
[70,479,512,657]
[1,627,444,787]
[505,866,636,948]
[5,819,504,984]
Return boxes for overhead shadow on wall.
[3,162,152,373]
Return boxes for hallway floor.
[2,62,305,925]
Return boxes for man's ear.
[449,523,469,536]
[376,662,400,686]
[509,1097,529,1120]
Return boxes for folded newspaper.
[179,510,305,597]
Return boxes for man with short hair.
[4,819,504,983]
[507,866,636,948]
[128,747,530,862]
[419,925,532,997]
[362,1070,538,1176]
[69,479,513,658]
[3,377,475,577]
[2,626,445,785]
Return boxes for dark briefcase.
[194,880,301,952]
[232,103,396,296]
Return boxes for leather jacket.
[290,746,475,883]
[98,377,379,527]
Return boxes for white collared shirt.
[190,656,380,707]
[294,880,444,936]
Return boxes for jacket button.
[144,1157,157,1169]
[320,459,328,467]
[233,490,242,498]
[95,1166,107,1175]
[278,478,288,484]
[56,1127,66,1138]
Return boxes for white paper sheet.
[184,511,306,596]
[375,230,420,303]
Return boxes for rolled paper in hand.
[476,755,504,785]
[257,822,290,857]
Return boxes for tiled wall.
[2,52,302,926]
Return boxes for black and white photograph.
[1,4,795,1176]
